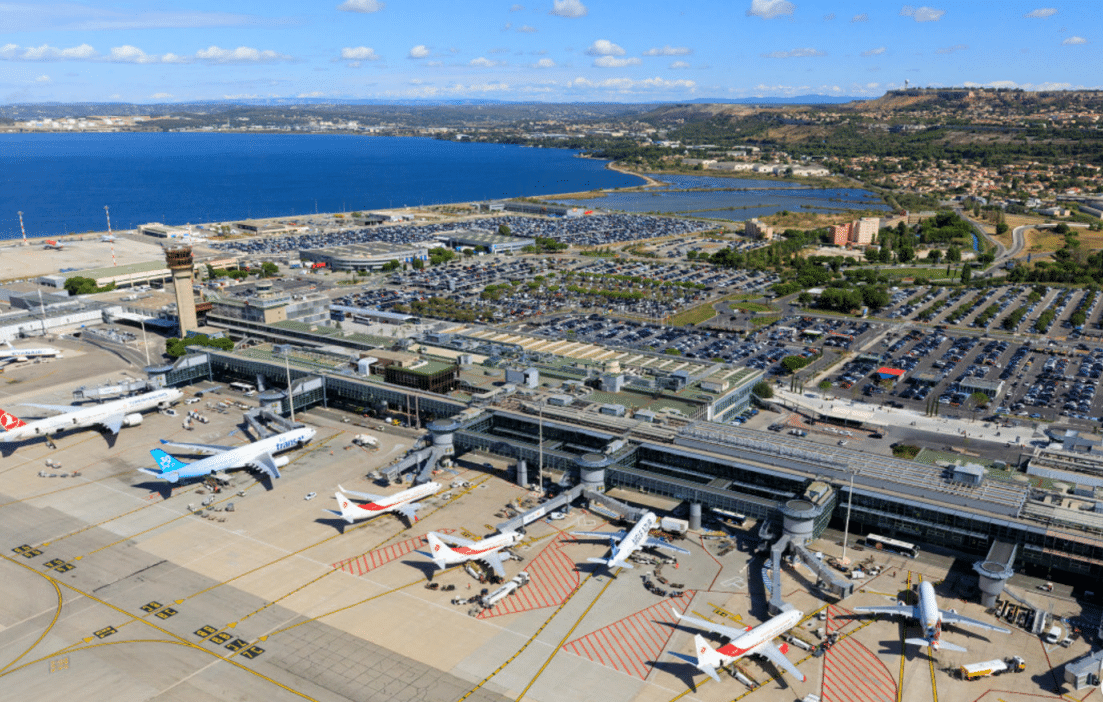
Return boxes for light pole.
[841,469,856,566]
[139,316,150,366]
[104,205,116,267]
[537,399,544,493]
[284,350,296,422]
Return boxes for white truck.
[659,516,689,535]
[959,656,1026,680]
[352,434,378,448]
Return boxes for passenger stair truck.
[959,657,1026,680]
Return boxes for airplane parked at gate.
[571,510,690,570]
[853,580,1010,652]
[670,608,806,683]
[423,530,523,580]
[140,426,316,483]
[0,341,61,365]
[328,482,441,525]
[0,388,182,450]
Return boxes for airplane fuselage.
[157,427,316,480]
[717,609,804,661]
[0,389,182,443]
[609,511,657,566]
[340,482,441,521]
[917,581,943,646]
[433,531,521,566]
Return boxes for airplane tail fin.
[0,409,28,431]
[331,491,358,524]
[426,532,454,569]
[148,449,185,483]
[905,637,967,653]
[692,634,725,683]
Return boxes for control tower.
[164,245,198,335]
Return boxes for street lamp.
[840,469,856,566]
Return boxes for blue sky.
[0,0,1097,104]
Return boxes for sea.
[0,133,887,241]
[0,133,643,240]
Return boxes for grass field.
[732,301,774,313]
[760,209,886,230]
[667,302,718,326]
[750,314,783,327]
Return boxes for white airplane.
[572,510,690,570]
[328,481,441,524]
[0,341,61,365]
[854,580,1010,652]
[139,426,316,483]
[670,608,806,683]
[100,234,117,243]
[424,530,522,580]
[0,388,182,447]
[43,239,64,250]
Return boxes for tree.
[498,224,512,236]
[960,264,972,284]
[753,381,773,399]
[411,258,425,270]
[462,248,474,258]
[260,262,279,278]
[797,291,813,305]
[381,260,400,272]
[945,245,962,263]
[927,249,942,264]
[996,222,1009,236]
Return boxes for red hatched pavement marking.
[826,603,860,636]
[561,590,695,680]
[477,533,579,618]
[332,528,454,576]
[821,635,896,702]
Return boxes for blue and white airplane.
[572,510,690,570]
[140,426,316,483]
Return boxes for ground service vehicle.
[959,656,1026,680]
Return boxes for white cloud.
[2,3,289,32]
[151,92,173,99]
[823,13,836,20]
[570,76,696,93]
[1062,36,1087,45]
[762,47,826,58]
[518,24,537,32]
[107,45,160,63]
[503,22,512,31]
[511,4,525,10]
[194,46,291,63]
[593,56,642,68]
[341,46,380,61]
[643,45,691,56]
[861,46,886,56]
[337,0,385,13]
[470,57,504,67]
[936,44,968,54]
[585,39,625,56]
[900,6,945,22]
[534,57,556,67]
[550,0,588,17]
[746,0,795,20]
[852,13,869,22]
[35,74,50,82]
[2,43,97,61]
[1025,8,1057,18]
[408,44,431,59]
[669,60,690,69]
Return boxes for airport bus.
[229,382,255,393]
[865,533,919,558]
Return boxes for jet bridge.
[243,409,303,440]
[73,378,152,401]
[378,418,460,485]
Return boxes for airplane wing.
[394,503,422,523]
[158,439,235,454]
[673,608,749,641]
[853,604,917,618]
[939,610,1011,634]
[432,533,476,547]
[20,403,77,414]
[483,552,507,580]
[99,413,125,436]
[249,452,282,480]
[756,642,806,682]
[571,530,627,541]
[644,537,691,555]
[337,485,386,502]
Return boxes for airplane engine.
[274,456,290,468]
[123,413,143,428]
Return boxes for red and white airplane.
[43,240,64,250]
[854,580,1009,652]
[671,608,806,683]
[327,481,441,524]
[424,530,522,579]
